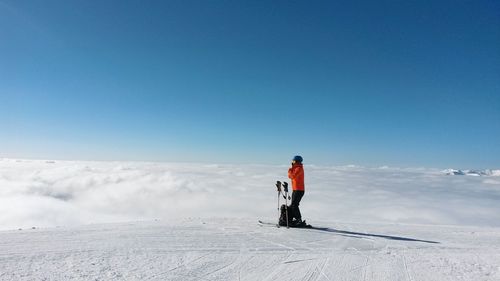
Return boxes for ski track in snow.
[1,218,500,281]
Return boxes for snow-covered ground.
[1,218,500,280]
[1,159,500,280]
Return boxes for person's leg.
[291,191,304,221]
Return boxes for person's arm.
[292,167,303,179]
[288,166,302,179]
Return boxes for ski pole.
[283,182,289,228]
[276,181,282,211]
[276,181,282,225]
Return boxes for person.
[288,155,305,225]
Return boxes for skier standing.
[288,155,305,225]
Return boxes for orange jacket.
[288,163,305,191]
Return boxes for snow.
[1,158,500,280]
[1,219,500,280]
[443,168,500,177]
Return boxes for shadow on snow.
[308,226,440,244]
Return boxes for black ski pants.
[290,190,304,221]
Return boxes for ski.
[290,221,313,228]
[258,220,280,228]
[259,220,322,229]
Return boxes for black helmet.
[292,155,303,163]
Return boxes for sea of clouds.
[1,159,499,230]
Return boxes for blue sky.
[1,0,499,167]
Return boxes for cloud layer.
[1,159,499,230]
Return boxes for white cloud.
[1,159,499,230]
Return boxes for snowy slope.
[1,218,500,281]
[443,169,500,176]
[1,159,500,280]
